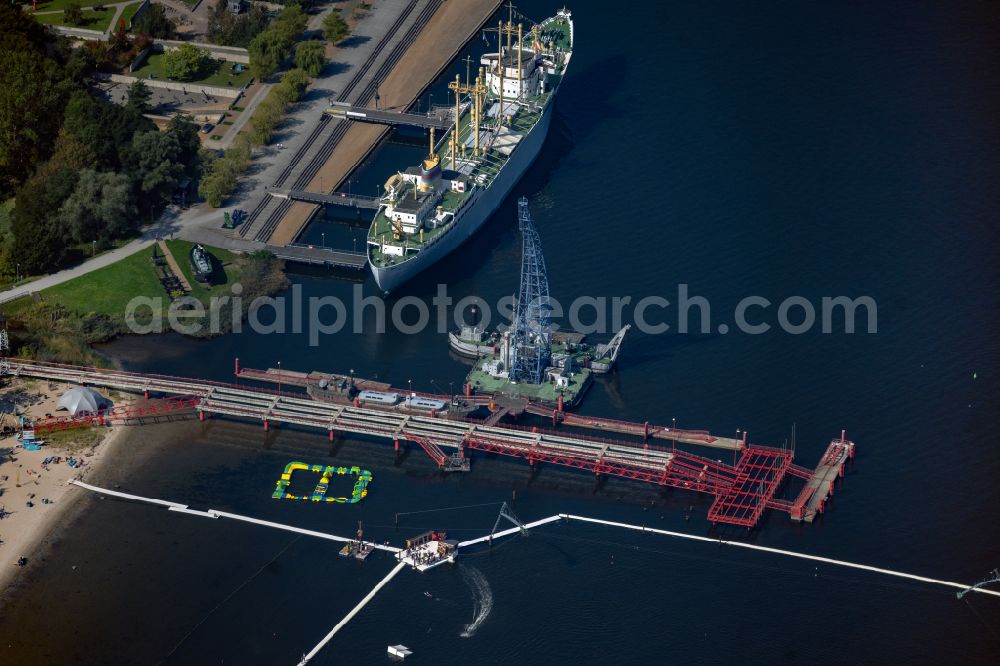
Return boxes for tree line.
[208,0,269,48]
[0,5,201,277]
[199,68,311,207]
[248,3,309,80]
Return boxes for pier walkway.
[10,359,850,528]
[268,189,382,209]
[783,434,855,522]
[324,102,455,130]
[265,243,367,269]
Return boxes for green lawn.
[29,0,113,11]
[164,240,236,301]
[39,245,167,318]
[120,0,143,28]
[33,7,116,31]
[131,52,254,89]
[1,240,286,364]
[30,241,240,319]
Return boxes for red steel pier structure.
[7,359,854,528]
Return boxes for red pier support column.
[394,439,399,452]
[464,383,471,397]
[198,410,205,422]
[552,409,558,427]
[557,395,564,413]
[329,429,335,442]
[353,397,360,408]
[263,419,269,432]
[144,389,149,400]
[234,357,240,384]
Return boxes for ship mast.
[475,66,485,155]
[486,18,520,126]
[449,75,459,167]
[497,20,504,128]
[506,1,514,54]
[517,22,523,99]
[447,67,485,166]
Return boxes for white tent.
[57,387,111,416]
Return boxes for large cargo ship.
[366,7,574,293]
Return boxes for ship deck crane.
[595,325,630,364]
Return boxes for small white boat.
[388,644,413,659]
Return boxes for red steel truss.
[456,433,840,528]
[32,395,200,435]
[9,358,852,528]
[403,432,448,467]
[706,447,793,527]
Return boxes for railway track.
[274,0,422,189]
[291,0,442,191]
[253,0,442,243]
[248,0,439,243]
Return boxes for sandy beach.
[0,379,131,598]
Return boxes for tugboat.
[189,244,214,283]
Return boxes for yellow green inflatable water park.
[272,462,373,504]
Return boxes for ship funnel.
[419,155,441,192]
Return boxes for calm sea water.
[3,0,1000,662]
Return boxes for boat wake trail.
[459,565,493,638]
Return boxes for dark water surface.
[3,0,1000,663]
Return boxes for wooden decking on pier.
[238,367,391,392]
[265,244,367,269]
[789,436,854,522]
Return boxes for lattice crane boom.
[509,198,552,384]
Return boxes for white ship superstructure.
[367,7,574,293]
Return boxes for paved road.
[208,81,273,150]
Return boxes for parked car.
[201,123,214,134]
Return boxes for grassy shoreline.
[1,241,287,366]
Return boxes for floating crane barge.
[8,359,853,528]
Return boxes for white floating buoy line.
[67,480,1000,666]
